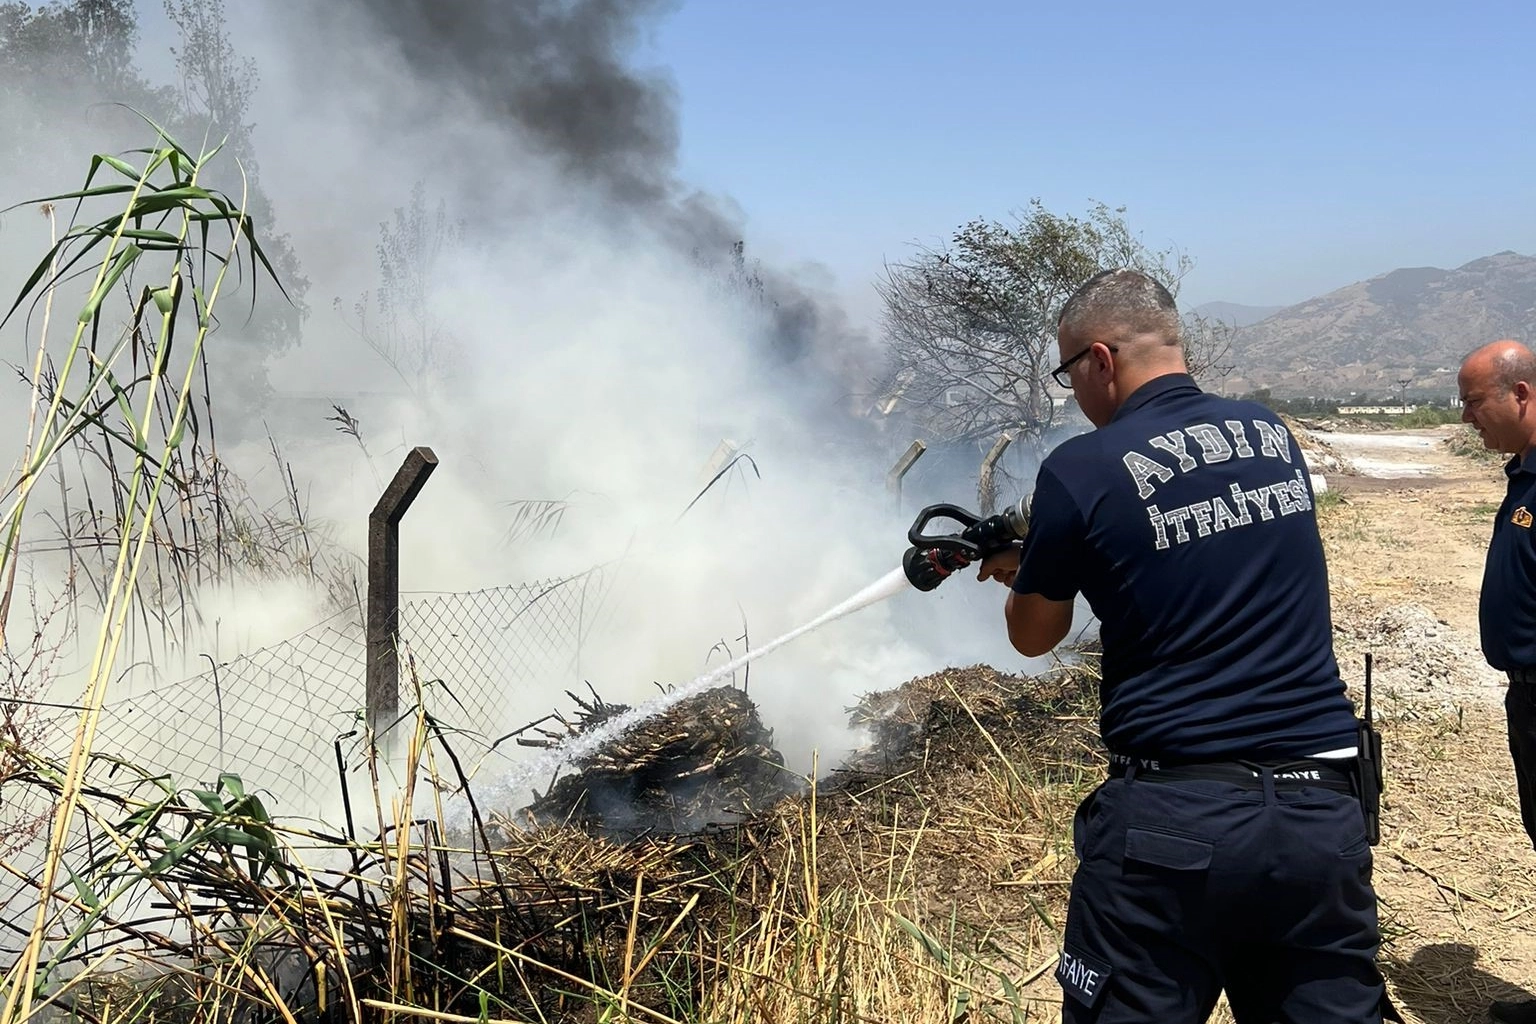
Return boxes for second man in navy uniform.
[971,270,1383,1022]
[1459,339,1536,1024]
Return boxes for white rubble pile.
[1332,602,1504,705]
[1282,416,1351,492]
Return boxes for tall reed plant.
[0,113,284,1021]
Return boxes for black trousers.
[1506,683,1536,849]
[1059,772,1383,1023]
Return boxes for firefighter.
[973,269,1383,1022]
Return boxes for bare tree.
[339,181,466,393]
[876,201,1232,448]
[1182,310,1236,384]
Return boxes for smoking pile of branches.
[513,684,796,840]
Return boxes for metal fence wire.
[92,571,608,820]
[399,571,602,722]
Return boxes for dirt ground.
[1307,423,1535,1023]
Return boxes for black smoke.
[344,0,683,209]
[325,0,881,427]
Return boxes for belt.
[1107,757,1355,795]
[1510,669,1536,685]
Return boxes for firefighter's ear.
[1090,341,1117,380]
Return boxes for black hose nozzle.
[902,497,1031,592]
[904,545,971,592]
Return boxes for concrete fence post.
[978,433,1015,514]
[886,440,927,509]
[367,446,438,736]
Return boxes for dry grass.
[1442,427,1506,467]
[472,659,1102,1022]
[1367,693,1536,1023]
[0,661,1104,1023]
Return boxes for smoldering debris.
[837,658,1105,782]
[516,684,797,839]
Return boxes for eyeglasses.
[1051,344,1118,389]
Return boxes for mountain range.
[1206,251,1536,398]
[1191,301,1285,328]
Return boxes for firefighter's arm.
[1004,590,1073,657]
[992,462,1079,656]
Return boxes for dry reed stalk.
[0,124,286,1022]
[4,151,198,1024]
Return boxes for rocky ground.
[1305,423,1535,1023]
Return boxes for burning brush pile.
[514,684,797,839]
[18,661,1111,1022]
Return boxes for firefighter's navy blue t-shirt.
[1012,373,1358,761]
[1480,454,1536,671]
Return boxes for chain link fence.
[92,571,610,821]
[400,570,608,724]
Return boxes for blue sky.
[130,1,1536,325]
[642,1,1536,318]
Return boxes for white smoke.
[0,1,1044,830]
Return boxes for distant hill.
[1192,301,1285,328]
[1225,251,1536,398]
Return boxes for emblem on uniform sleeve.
[1514,506,1533,529]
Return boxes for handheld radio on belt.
[1357,652,1385,845]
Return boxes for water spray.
[478,567,912,807]
[470,496,1033,817]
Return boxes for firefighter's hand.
[976,545,1021,587]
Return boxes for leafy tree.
[876,201,1232,447]
[0,0,168,166]
[0,0,135,86]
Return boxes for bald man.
[970,269,1384,1022]
[1460,340,1536,1024]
